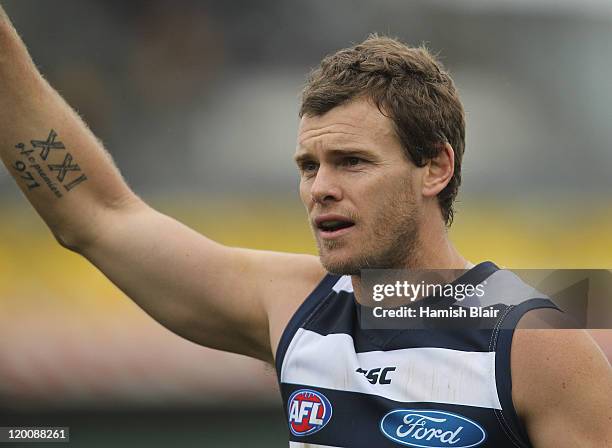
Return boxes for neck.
[351,215,470,302]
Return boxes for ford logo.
[380,409,486,448]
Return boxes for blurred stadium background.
[1,0,611,446]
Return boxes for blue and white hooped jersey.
[275,262,559,448]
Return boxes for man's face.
[295,98,424,275]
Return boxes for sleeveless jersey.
[275,262,559,448]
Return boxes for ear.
[421,142,454,198]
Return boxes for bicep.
[77,201,317,362]
[512,328,612,447]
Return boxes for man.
[1,7,610,448]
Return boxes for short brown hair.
[300,34,465,225]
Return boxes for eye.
[342,156,362,167]
[300,160,318,174]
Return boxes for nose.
[310,165,342,204]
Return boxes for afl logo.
[287,389,333,436]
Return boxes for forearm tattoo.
[12,130,88,198]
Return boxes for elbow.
[52,195,147,254]
[52,225,92,253]
[53,230,81,253]
[48,209,106,254]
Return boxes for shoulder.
[511,317,612,446]
[234,249,327,353]
[237,249,325,296]
[266,252,327,309]
[229,248,326,307]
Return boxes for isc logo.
[287,389,333,436]
[356,366,396,385]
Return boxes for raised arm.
[0,7,136,238]
[0,6,325,363]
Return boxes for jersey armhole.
[274,273,339,377]
[493,298,562,448]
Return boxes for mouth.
[314,214,356,239]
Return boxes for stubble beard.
[316,193,421,276]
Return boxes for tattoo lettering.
[63,174,88,192]
[13,129,89,197]
[48,153,81,182]
[31,129,65,161]
[13,160,26,171]
[12,159,40,191]
[29,163,63,198]
[15,142,35,157]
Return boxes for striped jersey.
[275,261,559,448]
